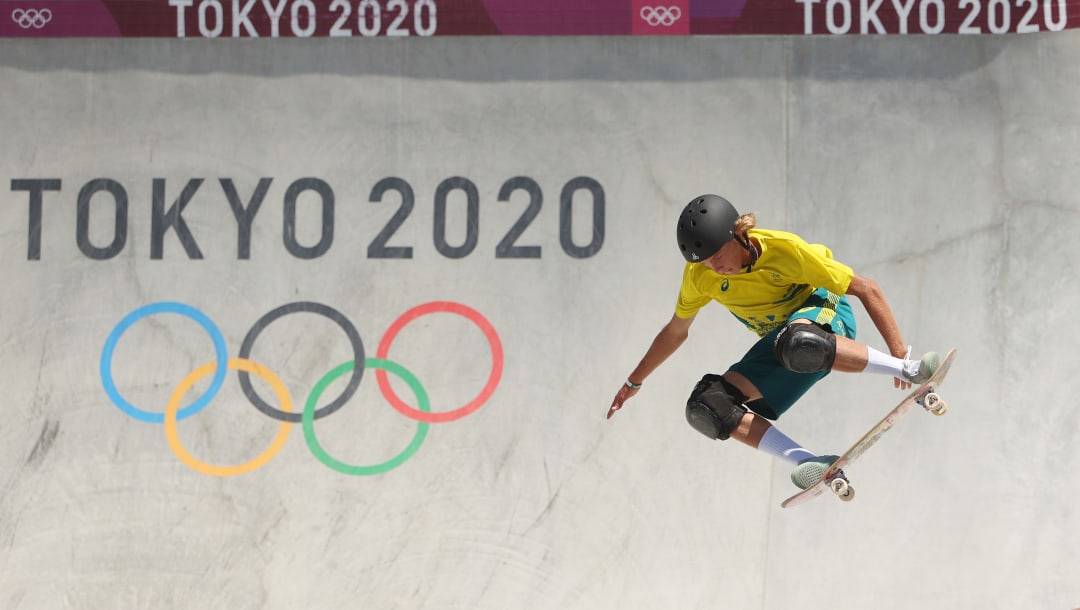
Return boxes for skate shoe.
[790,455,841,490]
[902,352,941,385]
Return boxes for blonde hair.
[734,212,757,235]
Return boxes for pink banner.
[1,0,1076,37]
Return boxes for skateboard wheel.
[829,478,855,502]
[924,393,947,416]
[829,477,849,496]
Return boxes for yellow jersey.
[675,229,854,337]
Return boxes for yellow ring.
[164,358,292,477]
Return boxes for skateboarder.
[606,194,940,490]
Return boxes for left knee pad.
[773,322,837,373]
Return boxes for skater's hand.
[894,377,912,391]
[607,383,639,419]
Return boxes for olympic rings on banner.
[639,6,682,27]
[11,9,53,29]
[100,301,503,477]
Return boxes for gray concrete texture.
[1,32,1078,609]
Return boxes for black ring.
[237,302,365,423]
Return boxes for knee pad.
[773,322,837,373]
[685,374,748,441]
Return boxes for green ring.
[303,357,430,476]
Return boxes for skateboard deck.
[780,347,957,508]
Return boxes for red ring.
[375,301,502,423]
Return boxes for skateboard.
[780,347,957,509]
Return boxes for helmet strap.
[736,233,759,271]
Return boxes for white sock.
[758,426,816,464]
[863,346,911,378]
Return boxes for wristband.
[625,379,642,390]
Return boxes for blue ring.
[100,302,228,423]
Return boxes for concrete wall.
[1,33,1077,609]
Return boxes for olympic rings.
[639,6,682,27]
[100,300,503,476]
[11,9,52,29]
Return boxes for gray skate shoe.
[902,352,941,385]
[791,455,841,490]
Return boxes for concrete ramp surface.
[1,33,1078,609]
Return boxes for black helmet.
[676,195,740,262]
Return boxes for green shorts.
[727,288,857,420]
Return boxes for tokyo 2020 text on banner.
[2,0,1075,37]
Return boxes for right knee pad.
[773,322,837,373]
[685,374,748,441]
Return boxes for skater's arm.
[628,313,694,385]
[607,313,695,419]
[846,273,907,359]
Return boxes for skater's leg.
[718,372,816,464]
[829,334,871,372]
[776,320,940,383]
[729,410,816,464]
[695,364,838,488]
[833,336,940,383]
